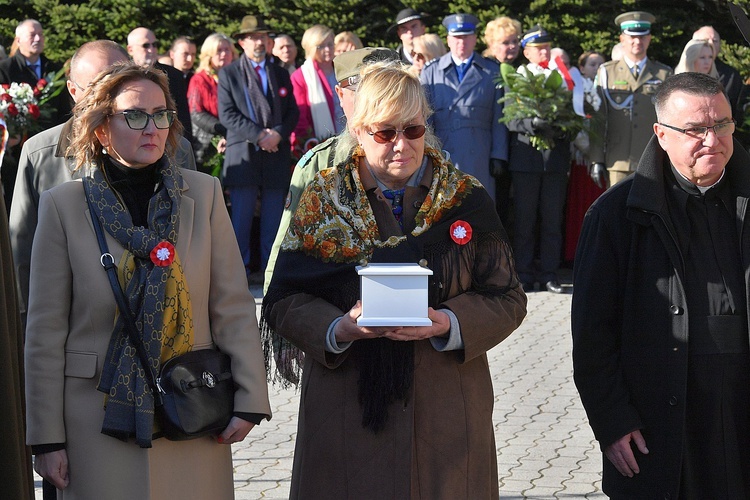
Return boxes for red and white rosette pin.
[450,220,472,245]
[150,241,176,267]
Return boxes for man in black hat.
[218,15,299,284]
[388,8,427,64]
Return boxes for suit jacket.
[9,118,196,320]
[0,52,71,126]
[218,58,299,189]
[572,137,750,497]
[590,58,672,173]
[421,52,508,198]
[24,168,271,499]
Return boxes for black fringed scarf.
[262,147,514,432]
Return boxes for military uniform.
[590,58,672,185]
[264,136,352,291]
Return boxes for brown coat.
[24,169,271,499]
[268,166,527,499]
[0,191,34,499]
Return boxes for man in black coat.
[573,72,750,498]
[218,15,299,283]
[0,19,70,213]
[507,25,569,294]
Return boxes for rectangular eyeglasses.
[110,109,176,130]
[658,120,735,139]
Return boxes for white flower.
[452,225,468,239]
[156,247,171,261]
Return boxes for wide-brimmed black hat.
[232,15,273,39]
[387,8,428,35]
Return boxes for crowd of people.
[0,6,749,499]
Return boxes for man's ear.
[653,123,669,149]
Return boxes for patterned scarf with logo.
[89,158,194,447]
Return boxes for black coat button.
[669,396,678,406]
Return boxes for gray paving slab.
[34,286,607,499]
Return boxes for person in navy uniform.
[420,13,508,204]
[506,25,570,294]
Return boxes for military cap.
[232,15,273,39]
[442,14,480,36]
[615,11,655,35]
[521,25,552,48]
[334,47,400,89]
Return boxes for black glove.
[589,162,607,189]
[490,159,508,178]
[531,117,553,135]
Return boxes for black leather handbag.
[156,349,234,440]
[84,180,234,441]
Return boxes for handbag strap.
[83,179,163,405]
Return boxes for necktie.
[29,63,40,79]
[456,62,467,83]
[382,188,405,229]
[254,64,268,94]
[632,64,640,80]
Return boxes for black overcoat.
[571,136,750,498]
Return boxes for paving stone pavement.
[35,285,607,499]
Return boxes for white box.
[356,263,433,327]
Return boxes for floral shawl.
[262,147,514,431]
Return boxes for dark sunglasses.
[110,109,176,130]
[367,124,426,144]
[141,41,159,49]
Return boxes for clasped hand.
[257,128,280,153]
[334,300,451,343]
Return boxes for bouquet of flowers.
[498,63,586,151]
[0,67,66,139]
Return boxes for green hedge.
[3,0,750,78]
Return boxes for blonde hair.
[675,39,719,78]
[342,64,440,151]
[334,31,363,52]
[412,33,446,63]
[69,62,182,171]
[301,24,335,59]
[483,16,522,45]
[197,33,237,73]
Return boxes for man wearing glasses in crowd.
[573,72,750,497]
[127,27,193,146]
